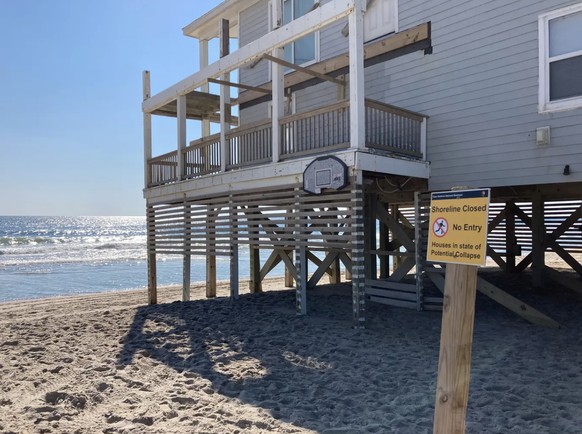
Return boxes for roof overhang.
[151,90,238,125]
[182,0,262,40]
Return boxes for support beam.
[199,39,211,137]
[147,205,157,305]
[329,256,341,284]
[296,246,308,315]
[219,19,231,172]
[208,77,272,94]
[142,71,152,188]
[348,0,366,150]
[250,247,262,293]
[505,201,516,272]
[352,171,366,327]
[271,48,284,163]
[308,252,340,288]
[414,191,424,311]
[177,95,187,180]
[532,193,545,288]
[230,196,239,300]
[425,267,560,328]
[263,53,346,86]
[236,22,431,108]
[379,217,388,278]
[183,203,191,301]
[206,207,217,298]
[365,193,378,279]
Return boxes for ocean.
[0,216,284,302]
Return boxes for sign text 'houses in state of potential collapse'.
[427,188,491,266]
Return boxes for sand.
[1,270,582,434]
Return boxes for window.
[282,0,318,66]
[539,3,582,112]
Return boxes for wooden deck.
[147,98,427,188]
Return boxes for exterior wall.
[371,0,582,190]
[239,0,269,124]
[238,0,582,190]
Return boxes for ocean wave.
[93,243,120,250]
[0,237,55,246]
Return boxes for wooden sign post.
[428,189,490,434]
[433,263,478,433]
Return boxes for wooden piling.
[532,193,545,288]
[433,263,479,434]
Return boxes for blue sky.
[0,0,222,216]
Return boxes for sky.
[0,0,223,216]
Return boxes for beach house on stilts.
[143,0,582,328]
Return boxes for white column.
[271,47,284,163]
[219,20,231,172]
[349,0,366,149]
[177,95,187,180]
[199,39,211,137]
[142,71,152,188]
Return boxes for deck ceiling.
[151,91,223,121]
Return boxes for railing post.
[420,117,427,160]
[219,19,231,172]
[143,71,152,188]
[349,0,366,150]
[177,95,187,180]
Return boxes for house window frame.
[268,0,320,70]
[538,3,582,113]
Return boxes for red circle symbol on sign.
[432,217,448,237]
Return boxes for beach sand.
[1,269,582,433]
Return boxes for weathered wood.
[544,267,582,295]
[308,252,340,289]
[531,193,545,288]
[433,263,478,434]
[352,172,366,327]
[183,203,191,302]
[230,198,239,300]
[505,201,516,272]
[389,256,416,282]
[148,253,157,305]
[208,77,272,94]
[366,279,418,292]
[237,23,431,107]
[206,207,217,298]
[369,296,417,309]
[486,245,506,271]
[296,245,307,315]
[263,53,346,86]
[425,267,560,328]
[349,0,365,150]
[329,257,341,284]
[379,218,388,278]
[250,246,262,293]
[376,204,415,252]
[476,277,560,328]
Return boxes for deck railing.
[147,99,427,187]
[280,100,351,159]
[365,99,425,158]
[149,150,178,187]
[183,134,221,179]
[227,120,272,170]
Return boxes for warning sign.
[426,188,490,266]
